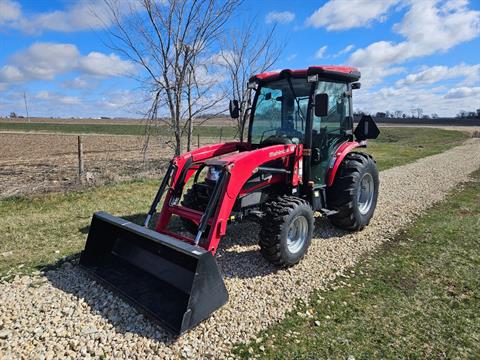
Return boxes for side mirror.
[314,93,328,117]
[354,115,380,140]
[352,82,361,90]
[229,99,239,119]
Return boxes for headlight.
[205,166,222,182]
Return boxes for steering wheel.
[260,134,293,147]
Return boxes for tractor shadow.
[77,212,351,282]
[214,216,352,280]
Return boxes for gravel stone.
[0,139,479,359]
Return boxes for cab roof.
[251,66,361,83]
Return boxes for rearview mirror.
[352,82,361,90]
[354,115,380,140]
[229,99,239,119]
[314,93,328,117]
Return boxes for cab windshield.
[250,78,310,145]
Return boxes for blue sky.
[0,0,479,118]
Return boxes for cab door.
[310,81,352,185]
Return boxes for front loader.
[80,65,380,335]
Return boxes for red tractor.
[80,66,380,335]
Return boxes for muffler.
[79,211,228,335]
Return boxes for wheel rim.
[287,215,308,254]
[357,172,374,215]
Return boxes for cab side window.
[312,81,349,150]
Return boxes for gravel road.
[1,138,480,359]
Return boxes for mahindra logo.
[269,147,293,157]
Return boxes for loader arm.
[155,142,302,254]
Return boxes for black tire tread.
[259,195,312,267]
[327,152,378,231]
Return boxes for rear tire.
[259,196,314,267]
[327,152,379,231]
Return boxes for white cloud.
[349,0,480,87]
[265,11,295,24]
[287,53,297,61]
[306,0,400,30]
[396,64,480,86]
[1,0,143,34]
[209,50,237,67]
[0,42,134,86]
[354,84,480,117]
[8,43,80,81]
[444,86,480,98]
[60,77,91,89]
[0,88,146,118]
[350,0,480,67]
[79,52,136,77]
[333,44,355,57]
[34,91,81,105]
[0,65,24,82]
[314,46,328,59]
[0,0,21,25]
[34,91,50,100]
[359,66,405,88]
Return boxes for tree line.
[354,108,480,120]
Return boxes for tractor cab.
[231,66,373,187]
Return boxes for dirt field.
[0,116,234,127]
[0,132,216,198]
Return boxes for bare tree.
[219,19,282,141]
[183,62,227,151]
[416,108,423,119]
[102,0,240,155]
[394,110,403,118]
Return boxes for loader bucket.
[79,211,228,335]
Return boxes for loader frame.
[148,141,303,254]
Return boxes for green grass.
[0,121,237,137]
[0,127,469,279]
[233,169,480,359]
[364,127,468,169]
[0,180,158,279]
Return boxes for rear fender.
[326,141,361,187]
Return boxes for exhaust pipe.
[79,211,228,335]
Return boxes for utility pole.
[23,92,30,123]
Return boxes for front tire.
[327,152,379,230]
[259,196,314,267]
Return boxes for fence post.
[77,135,84,180]
[219,128,223,143]
[197,132,200,148]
